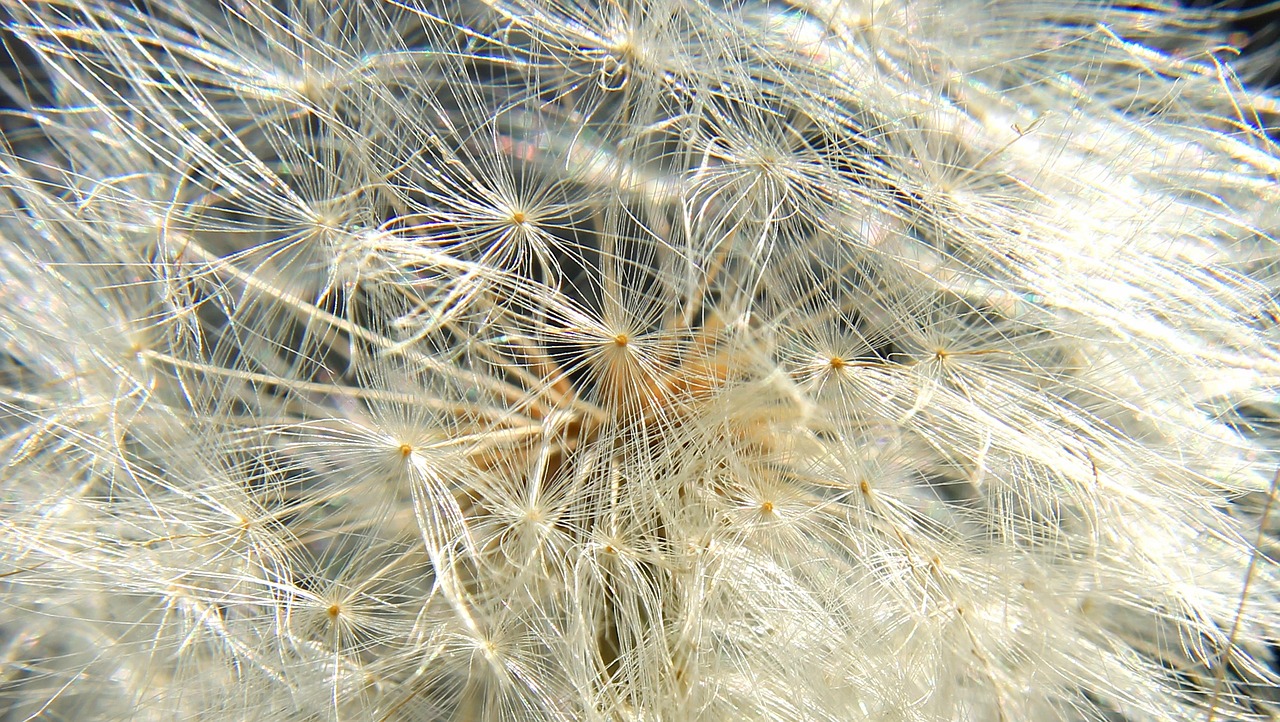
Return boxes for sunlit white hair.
[0,0,1277,720]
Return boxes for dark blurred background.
[1192,0,1280,87]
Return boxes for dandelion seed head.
[0,0,1277,720]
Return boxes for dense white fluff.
[0,1,1277,720]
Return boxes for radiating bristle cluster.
[0,0,1277,720]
